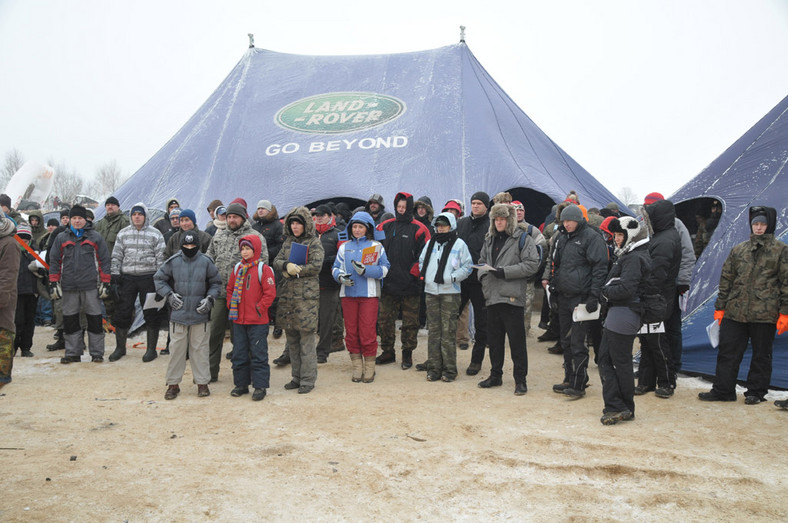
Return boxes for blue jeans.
[231,323,270,389]
[35,298,54,325]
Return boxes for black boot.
[109,328,128,362]
[142,327,158,362]
[273,348,290,366]
[401,350,413,370]
[47,330,65,351]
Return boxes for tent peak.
[459,25,466,43]
[248,33,254,48]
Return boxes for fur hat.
[492,192,512,205]
[609,216,648,254]
[560,204,584,223]
[487,203,516,237]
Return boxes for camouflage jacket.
[715,233,788,323]
[95,211,130,256]
[273,207,324,332]
[206,221,267,297]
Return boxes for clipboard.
[572,303,600,322]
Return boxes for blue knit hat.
[179,209,196,225]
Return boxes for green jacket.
[273,206,324,332]
[715,233,788,323]
[94,211,130,255]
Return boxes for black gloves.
[585,297,599,313]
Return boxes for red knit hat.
[644,192,664,205]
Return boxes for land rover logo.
[275,92,405,134]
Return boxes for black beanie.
[105,196,120,206]
[69,205,87,219]
[47,218,59,227]
[470,191,490,208]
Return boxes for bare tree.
[93,160,124,198]
[49,157,83,206]
[617,187,640,209]
[1,148,25,188]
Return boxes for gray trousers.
[166,322,211,386]
[523,284,535,336]
[286,329,317,387]
[62,290,104,359]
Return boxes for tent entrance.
[675,197,723,258]
[503,187,555,227]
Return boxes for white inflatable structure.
[3,160,55,209]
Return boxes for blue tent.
[112,43,628,225]
[672,94,788,388]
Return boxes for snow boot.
[109,328,128,362]
[362,355,376,383]
[142,327,158,362]
[350,353,363,382]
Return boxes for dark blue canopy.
[112,44,627,224]
[672,94,788,388]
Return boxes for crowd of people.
[0,189,785,424]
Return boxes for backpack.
[233,261,266,284]
[640,293,667,324]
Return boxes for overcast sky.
[1,0,786,203]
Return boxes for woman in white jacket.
[418,212,473,382]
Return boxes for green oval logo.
[275,92,406,134]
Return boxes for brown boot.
[350,353,363,382]
[197,384,210,397]
[164,385,180,400]
[362,356,376,383]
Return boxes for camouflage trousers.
[426,293,461,379]
[523,283,535,336]
[378,293,420,353]
[0,328,14,385]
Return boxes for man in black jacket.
[636,199,682,398]
[376,192,431,369]
[545,204,608,398]
[314,205,341,363]
[457,191,491,376]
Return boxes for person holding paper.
[699,206,788,405]
[597,217,651,424]
[636,199,681,398]
[108,203,166,362]
[273,206,324,394]
[332,211,390,382]
[476,204,540,395]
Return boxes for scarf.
[315,217,335,235]
[70,225,84,239]
[420,230,457,284]
[228,258,257,320]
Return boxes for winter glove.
[286,263,302,277]
[338,273,355,287]
[491,268,505,279]
[677,284,690,296]
[49,282,63,300]
[196,296,214,314]
[351,260,366,275]
[585,297,599,314]
[714,310,724,326]
[168,292,184,310]
[776,313,788,335]
[97,281,111,300]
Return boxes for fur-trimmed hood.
[414,196,434,225]
[487,203,517,238]
[283,206,316,239]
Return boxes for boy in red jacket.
[226,235,277,401]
